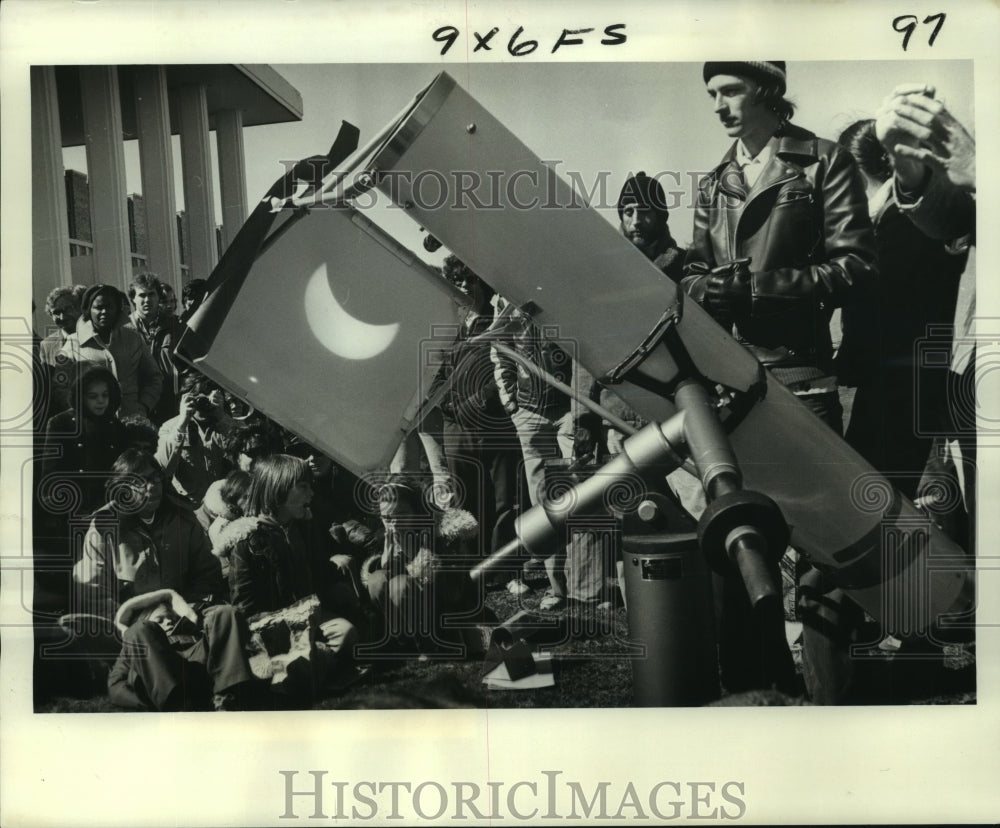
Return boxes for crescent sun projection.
[304,264,400,360]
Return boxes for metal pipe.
[674,380,742,499]
[490,341,640,439]
[469,415,688,581]
[728,530,779,605]
[675,380,781,608]
[487,339,700,481]
[469,537,521,582]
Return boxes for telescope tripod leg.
[673,380,799,696]
[714,565,799,697]
[796,568,869,705]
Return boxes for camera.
[191,394,215,416]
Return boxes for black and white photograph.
[2,1,998,825]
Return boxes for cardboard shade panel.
[177,205,465,476]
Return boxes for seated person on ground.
[218,454,358,680]
[73,449,226,622]
[363,478,483,656]
[108,588,256,712]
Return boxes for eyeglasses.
[126,473,163,490]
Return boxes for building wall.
[64,169,91,243]
[65,170,208,282]
[127,194,148,256]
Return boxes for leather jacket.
[682,124,877,385]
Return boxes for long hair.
[226,420,284,467]
[182,278,208,307]
[219,469,252,516]
[72,365,122,419]
[837,118,892,184]
[752,78,796,130]
[243,454,311,519]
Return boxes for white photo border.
[2,1,999,825]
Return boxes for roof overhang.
[54,64,303,147]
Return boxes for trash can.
[622,532,720,706]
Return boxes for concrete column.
[79,66,131,291]
[175,84,217,279]
[132,66,182,293]
[30,66,73,317]
[215,108,248,251]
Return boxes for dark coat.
[683,123,877,384]
[126,311,186,424]
[42,409,131,515]
[645,233,686,285]
[74,493,225,618]
[839,187,967,493]
[892,161,976,375]
[438,311,511,431]
[220,516,316,619]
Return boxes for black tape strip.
[803,496,931,590]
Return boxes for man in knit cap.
[682,62,878,704]
[594,173,691,460]
[617,172,686,283]
[683,61,876,432]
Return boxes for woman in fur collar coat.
[218,455,357,656]
[195,470,251,588]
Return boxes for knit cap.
[703,61,786,95]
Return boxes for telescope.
[178,72,975,702]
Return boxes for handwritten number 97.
[893,13,946,51]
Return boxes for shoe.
[212,678,268,711]
[539,591,566,611]
[507,579,531,596]
[213,692,237,711]
[878,635,903,653]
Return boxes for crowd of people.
[30,62,976,710]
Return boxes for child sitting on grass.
[108,588,257,711]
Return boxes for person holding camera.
[834,118,968,500]
[875,84,976,553]
[155,372,237,505]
